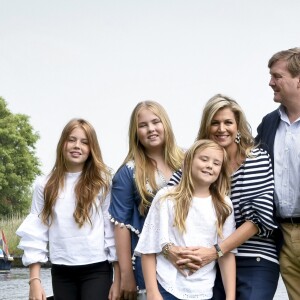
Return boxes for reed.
[0,214,25,256]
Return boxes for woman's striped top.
[169,148,279,264]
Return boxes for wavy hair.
[123,100,184,216]
[41,118,111,227]
[165,139,232,236]
[196,94,256,158]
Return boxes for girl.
[109,101,184,299]
[17,118,120,300]
[177,94,279,300]
[135,139,236,300]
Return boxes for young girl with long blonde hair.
[135,139,236,300]
[109,101,184,299]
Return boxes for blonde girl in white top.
[135,139,236,300]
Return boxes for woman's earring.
[235,131,241,144]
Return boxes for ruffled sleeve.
[238,149,277,238]
[109,162,141,235]
[134,187,171,255]
[101,191,117,262]
[16,176,49,266]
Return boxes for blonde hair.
[123,100,184,215]
[163,139,232,237]
[196,94,256,158]
[165,140,232,236]
[41,118,111,227]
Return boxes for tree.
[0,97,41,216]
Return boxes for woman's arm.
[176,220,258,271]
[114,226,137,300]
[29,263,46,300]
[218,253,236,300]
[141,254,163,300]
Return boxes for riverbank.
[1,268,289,300]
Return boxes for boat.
[0,229,14,272]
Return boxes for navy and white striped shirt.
[168,148,279,264]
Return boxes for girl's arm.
[114,226,137,299]
[141,254,163,300]
[218,253,236,300]
[29,263,46,300]
[109,262,121,300]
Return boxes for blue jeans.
[212,257,279,300]
[158,281,212,300]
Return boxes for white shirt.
[274,106,300,218]
[135,186,236,300]
[16,172,117,266]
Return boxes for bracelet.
[28,277,41,285]
[162,242,175,258]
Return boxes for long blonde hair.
[196,94,256,158]
[123,101,184,216]
[41,118,111,227]
[166,140,232,236]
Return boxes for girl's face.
[137,108,165,152]
[63,127,90,172]
[191,147,223,187]
[208,107,238,150]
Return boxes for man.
[256,47,300,300]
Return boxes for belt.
[277,217,300,224]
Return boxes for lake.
[0,268,289,299]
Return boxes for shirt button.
[256,257,261,262]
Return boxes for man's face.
[269,59,300,106]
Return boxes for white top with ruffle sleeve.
[16,172,117,266]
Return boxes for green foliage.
[0,214,25,256]
[0,97,41,216]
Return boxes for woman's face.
[209,107,238,150]
[136,108,165,153]
[63,127,90,172]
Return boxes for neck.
[225,143,244,174]
[284,103,300,123]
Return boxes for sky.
[1,0,299,175]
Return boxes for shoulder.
[261,109,280,123]
[33,175,49,190]
[250,147,271,160]
[113,161,135,178]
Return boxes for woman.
[17,119,120,300]
[109,101,184,300]
[171,94,279,300]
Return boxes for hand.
[167,245,191,277]
[176,246,217,273]
[108,280,121,300]
[120,271,137,300]
[29,280,46,300]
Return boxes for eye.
[153,119,161,124]
[138,123,147,128]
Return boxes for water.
[0,268,53,300]
[0,268,289,300]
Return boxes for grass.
[0,214,25,256]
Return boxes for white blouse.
[16,172,117,266]
[135,186,236,299]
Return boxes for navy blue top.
[109,161,176,290]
